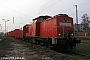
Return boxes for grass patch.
[67,39,90,60]
[76,40,90,55]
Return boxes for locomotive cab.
[55,14,74,38]
[51,14,80,50]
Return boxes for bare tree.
[81,14,90,32]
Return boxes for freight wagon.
[8,29,23,39]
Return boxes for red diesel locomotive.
[8,14,80,50]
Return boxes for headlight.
[58,33,61,36]
[71,34,73,36]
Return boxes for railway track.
[22,37,90,59]
[1,36,88,60]
[58,50,90,59]
[73,51,90,58]
[77,36,90,40]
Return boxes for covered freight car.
[8,29,23,39]
[14,29,23,39]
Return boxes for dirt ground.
[0,36,74,60]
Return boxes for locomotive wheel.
[46,43,50,48]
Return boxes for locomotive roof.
[33,16,52,21]
[24,24,30,26]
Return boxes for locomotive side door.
[52,26,57,37]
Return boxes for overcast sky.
[0,0,90,32]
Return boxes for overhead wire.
[28,0,52,15]
[78,1,90,7]
[58,1,90,17]
[1,0,90,30]
[60,1,90,14]
[0,0,55,26]
[77,1,90,15]
[39,0,61,12]
[0,0,52,18]
[0,0,52,24]
[30,0,61,18]
[0,4,34,18]
[30,0,90,18]
[78,1,90,14]
[0,0,90,19]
